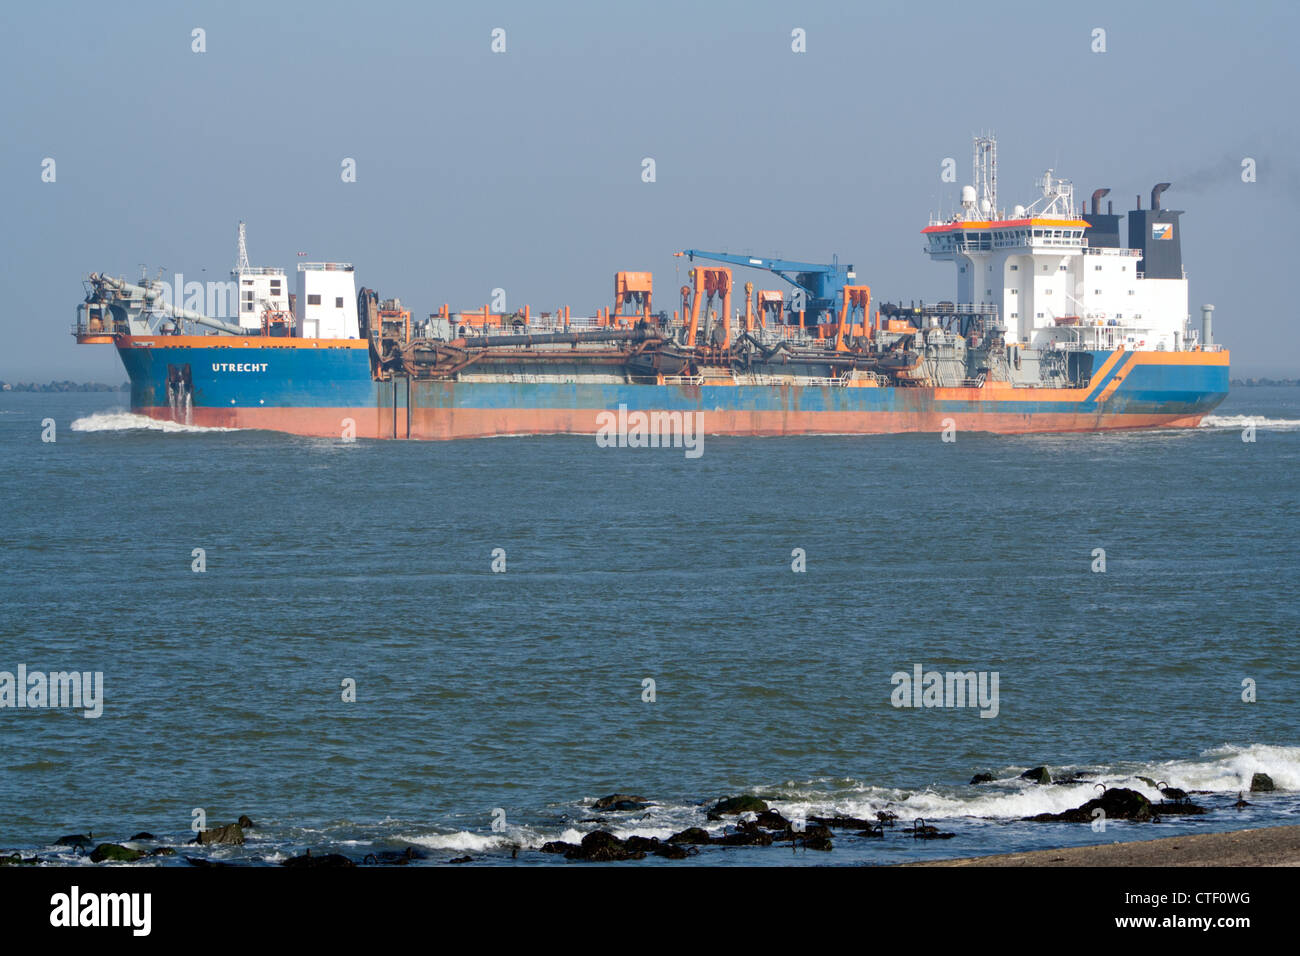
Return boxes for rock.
[970,773,995,784]
[282,850,354,868]
[0,853,40,866]
[1136,776,1159,788]
[798,834,834,851]
[1151,802,1208,816]
[715,828,774,847]
[1020,766,1052,785]
[129,832,155,841]
[363,848,419,865]
[592,793,652,812]
[773,823,832,843]
[809,814,873,829]
[1025,787,1153,823]
[148,847,176,857]
[448,856,472,864]
[1250,773,1275,793]
[755,810,791,830]
[707,795,769,819]
[903,821,956,840]
[624,836,690,860]
[1051,771,1094,785]
[652,842,690,860]
[89,843,144,863]
[237,815,255,829]
[197,823,245,846]
[876,810,899,825]
[563,831,645,862]
[184,856,233,867]
[55,833,93,848]
[666,827,711,845]
[540,841,576,854]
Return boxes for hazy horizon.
[3,0,1297,379]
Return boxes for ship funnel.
[1151,182,1171,211]
[1090,188,1111,215]
[1201,303,1214,347]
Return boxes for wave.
[764,743,1300,824]
[70,412,239,434]
[401,830,528,853]
[1199,415,1300,430]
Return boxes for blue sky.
[2,0,1296,379]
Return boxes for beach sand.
[900,825,1300,867]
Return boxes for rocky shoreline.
[2,769,1286,867]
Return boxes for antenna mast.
[973,134,997,218]
[236,221,250,272]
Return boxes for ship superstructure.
[924,143,1194,355]
[72,137,1228,439]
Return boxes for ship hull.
[116,337,1229,439]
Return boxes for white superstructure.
[924,137,1193,353]
[232,222,292,332]
[295,262,359,339]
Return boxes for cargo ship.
[73,138,1228,440]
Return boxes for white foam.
[1199,415,1300,430]
[401,830,513,852]
[1166,743,1300,792]
[70,411,239,434]
[756,745,1300,824]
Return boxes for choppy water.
[2,389,1298,866]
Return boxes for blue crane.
[678,249,856,323]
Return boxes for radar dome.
[961,185,977,204]
[1012,204,1026,218]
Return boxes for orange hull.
[139,404,1210,440]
